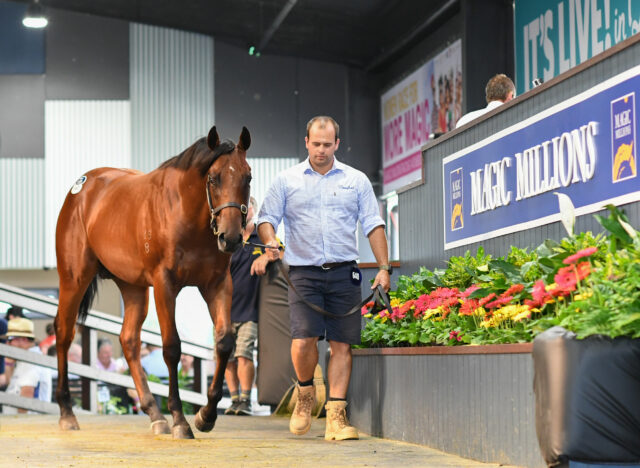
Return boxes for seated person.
[2,318,52,414]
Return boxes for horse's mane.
[159,138,236,176]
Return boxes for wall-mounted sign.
[443,65,639,250]
[381,40,462,194]
[514,0,640,96]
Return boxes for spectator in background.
[5,306,24,322]
[141,344,169,379]
[1,318,52,413]
[96,339,118,372]
[455,74,515,128]
[39,322,56,355]
[179,354,194,379]
[224,197,276,416]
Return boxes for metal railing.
[0,281,213,413]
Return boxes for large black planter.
[348,344,545,468]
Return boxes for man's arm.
[18,385,35,413]
[258,222,280,262]
[367,225,391,292]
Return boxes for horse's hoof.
[172,424,195,439]
[194,409,215,432]
[59,416,80,431]
[150,419,171,435]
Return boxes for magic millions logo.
[450,168,463,231]
[611,92,637,183]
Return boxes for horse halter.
[205,174,248,236]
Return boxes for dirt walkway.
[0,414,518,467]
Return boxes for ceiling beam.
[364,0,459,72]
[257,0,298,53]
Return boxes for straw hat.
[4,317,35,340]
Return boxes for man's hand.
[264,239,280,262]
[371,269,391,292]
[250,254,271,276]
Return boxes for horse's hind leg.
[55,256,98,430]
[116,280,170,435]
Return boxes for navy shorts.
[288,262,362,344]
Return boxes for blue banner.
[443,66,639,250]
[514,0,640,95]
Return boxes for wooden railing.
[0,281,213,414]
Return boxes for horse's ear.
[207,126,220,150]
[238,127,251,152]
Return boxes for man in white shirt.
[259,115,391,441]
[2,317,52,414]
[455,74,515,128]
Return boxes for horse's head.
[205,126,252,253]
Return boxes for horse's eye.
[211,174,221,186]
[246,175,252,184]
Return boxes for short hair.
[6,306,24,320]
[485,74,515,103]
[46,323,55,336]
[98,338,112,350]
[306,116,340,141]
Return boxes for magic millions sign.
[443,66,638,250]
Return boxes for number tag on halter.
[350,266,362,285]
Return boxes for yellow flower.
[423,307,441,320]
[380,316,388,323]
[364,313,372,318]
[545,283,557,292]
[574,290,593,301]
[390,298,402,308]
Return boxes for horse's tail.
[78,276,99,324]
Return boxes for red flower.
[530,280,551,307]
[485,295,513,309]
[415,294,431,314]
[575,261,591,280]
[462,284,480,298]
[361,301,375,315]
[449,330,462,342]
[554,265,582,292]
[502,284,524,297]
[479,293,496,307]
[563,247,598,264]
[459,299,479,316]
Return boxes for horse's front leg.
[195,276,234,432]
[153,279,194,439]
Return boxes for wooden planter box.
[348,344,545,468]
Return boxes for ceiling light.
[23,1,48,29]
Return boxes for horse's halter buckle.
[206,174,248,236]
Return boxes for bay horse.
[54,126,252,439]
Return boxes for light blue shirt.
[257,157,385,266]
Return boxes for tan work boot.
[289,384,315,435]
[324,400,359,440]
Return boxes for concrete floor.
[0,414,520,467]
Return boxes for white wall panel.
[44,100,131,268]
[0,158,45,268]
[130,24,214,173]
